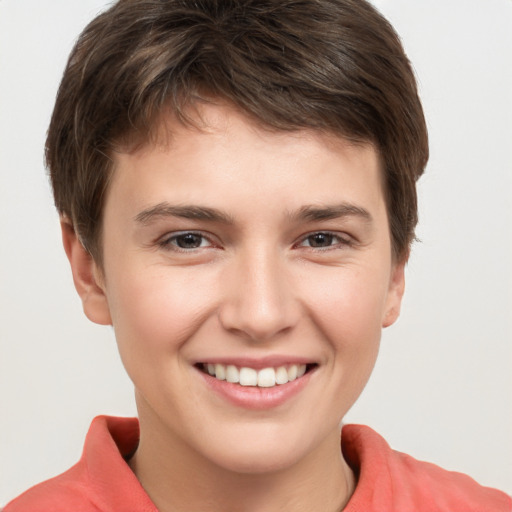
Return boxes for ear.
[382,257,407,328]
[61,219,112,326]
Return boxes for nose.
[218,248,300,342]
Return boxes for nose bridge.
[219,244,298,341]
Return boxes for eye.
[298,232,351,249]
[160,232,213,250]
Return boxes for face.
[66,103,405,475]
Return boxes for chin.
[196,423,319,475]
[208,444,304,475]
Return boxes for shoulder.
[3,463,95,512]
[3,416,155,512]
[342,424,511,512]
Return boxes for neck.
[129,404,355,512]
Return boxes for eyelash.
[296,231,353,250]
[158,231,216,252]
[157,230,353,253]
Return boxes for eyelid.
[154,229,354,252]
[158,230,218,251]
[295,230,354,249]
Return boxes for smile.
[200,363,311,388]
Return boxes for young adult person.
[4,0,511,510]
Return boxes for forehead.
[120,100,379,169]
[107,103,385,222]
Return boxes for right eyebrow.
[134,202,235,225]
[290,203,373,224]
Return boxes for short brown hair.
[46,0,428,263]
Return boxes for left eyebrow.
[290,203,373,224]
[134,203,235,225]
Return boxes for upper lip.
[195,356,317,370]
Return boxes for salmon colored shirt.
[4,416,511,512]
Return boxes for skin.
[63,103,406,512]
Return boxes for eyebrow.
[291,203,373,223]
[134,203,234,225]
[134,202,372,226]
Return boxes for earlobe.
[61,219,112,326]
[382,259,406,328]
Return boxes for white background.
[1,0,511,504]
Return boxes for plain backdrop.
[1,0,511,504]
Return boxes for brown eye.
[306,233,335,248]
[174,233,205,249]
[160,232,212,251]
[298,232,352,250]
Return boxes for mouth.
[196,362,317,388]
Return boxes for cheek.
[299,262,388,401]
[105,266,217,364]
[310,269,386,396]
[301,264,389,343]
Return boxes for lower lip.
[197,368,314,410]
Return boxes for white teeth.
[275,366,289,385]
[257,368,276,388]
[288,365,298,381]
[225,365,239,383]
[204,363,310,388]
[239,367,258,386]
[215,363,226,380]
